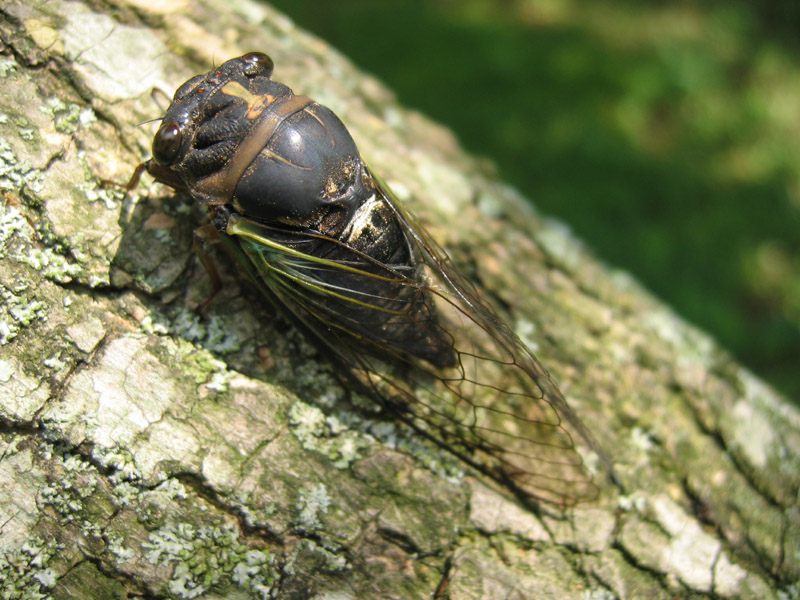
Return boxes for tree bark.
[0,1,797,598]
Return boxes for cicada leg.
[124,161,150,191]
[193,224,225,314]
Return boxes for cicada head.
[145,52,369,228]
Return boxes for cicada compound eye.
[152,121,182,166]
[241,52,274,78]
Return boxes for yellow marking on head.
[220,81,274,120]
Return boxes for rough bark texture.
[0,1,798,599]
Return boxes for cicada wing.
[225,182,601,506]
[369,173,605,502]
[374,174,609,489]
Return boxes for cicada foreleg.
[193,224,225,314]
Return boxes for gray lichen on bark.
[0,0,798,599]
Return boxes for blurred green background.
[267,0,800,401]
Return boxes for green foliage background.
[267,0,800,400]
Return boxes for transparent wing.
[224,176,603,506]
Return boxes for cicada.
[129,52,606,506]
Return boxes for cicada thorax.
[145,52,456,369]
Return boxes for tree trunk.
[0,1,797,598]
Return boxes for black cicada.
[130,52,606,506]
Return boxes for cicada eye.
[152,121,182,166]
[241,52,274,78]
